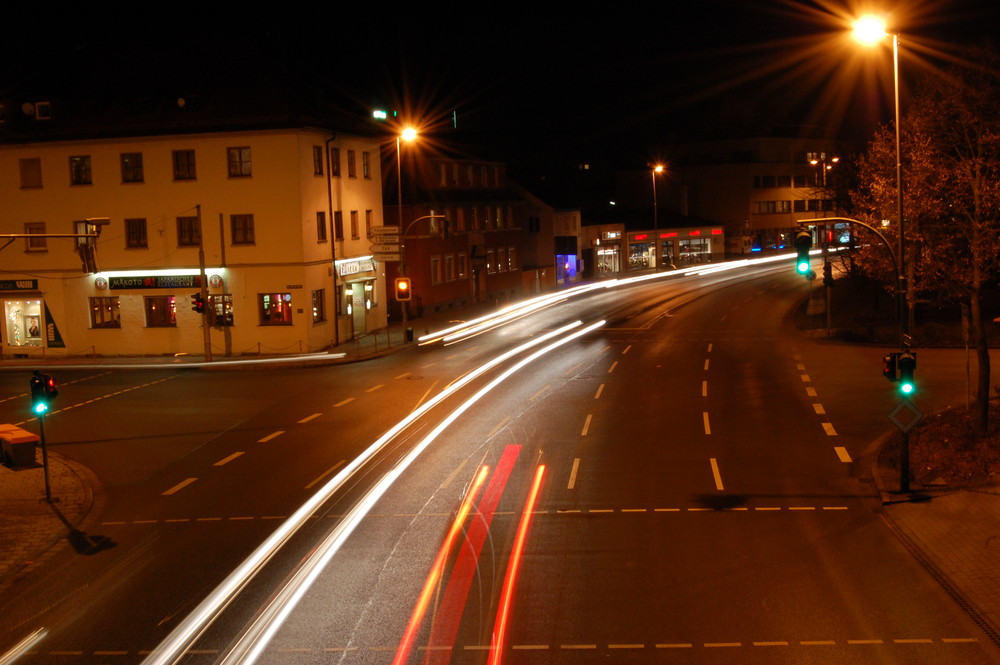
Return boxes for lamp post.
[854,16,907,347]
[396,127,417,336]
[651,164,664,231]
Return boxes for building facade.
[1,76,387,358]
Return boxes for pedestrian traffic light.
[191,292,205,313]
[29,370,58,415]
[794,230,813,275]
[882,352,898,381]
[898,351,917,395]
[394,277,412,301]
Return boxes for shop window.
[312,289,325,323]
[3,300,43,346]
[259,293,292,325]
[89,296,121,328]
[209,294,234,326]
[144,295,177,327]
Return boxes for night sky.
[6,1,998,173]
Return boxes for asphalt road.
[0,263,996,664]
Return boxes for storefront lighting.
[98,268,225,278]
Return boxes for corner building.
[0,49,386,358]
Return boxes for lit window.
[144,295,177,327]
[89,297,121,328]
[227,147,252,177]
[259,293,293,325]
[24,222,46,251]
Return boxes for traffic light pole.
[38,413,52,503]
[195,205,213,362]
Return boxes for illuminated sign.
[660,232,678,238]
[337,258,376,277]
[711,229,723,235]
[109,275,203,290]
[0,279,38,290]
[690,230,701,236]
[633,234,649,241]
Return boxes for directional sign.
[371,234,400,244]
[369,243,402,254]
[372,252,401,262]
[370,225,400,236]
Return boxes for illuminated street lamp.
[853,15,908,345]
[396,127,418,335]
[651,164,664,230]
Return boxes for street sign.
[372,252,401,262]
[370,225,400,236]
[371,234,400,244]
[369,243,402,254]
[888,400,923,433]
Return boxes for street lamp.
[651,164,664,230]
[396,127,418,336]
[853,15,908,346]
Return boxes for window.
[312,289,325,323]
[125,218,148,248]
[430,256,443,285]
[334,211,344,240]
[313,146,324,175]
[486,249,496,274]
[445,254,455,282]
[362,151,371,178]
[777,175,792,188]
[456,208,466,232]
[365,210,374,238]
[508,246,517,271]
[347,150,356,177]
[121,152,144,182]
[227,147,252,177]
[330,147,340,176]
[316,211,327,242]
[209,294,234,326]
[19,158,42,188]
[89,297,121,328]
[173,150,196,180]
[177,216,200,246]
[70,155,92,185]
[457,253,469,278]
[259,293,293,325]
[231,214,255,245]
[24,222,46,251]
[144,295,177,327]
[498,247,507,272]
[350,211,359,239]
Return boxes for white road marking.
[806,387,817,397]
[702,380,708,397]
[214,452,244,466]
[305,460,346,489]
[440,459,469,489]
[594,383,605,399]
[607,361,618,374]
[703,412,711,435]
[333,397,355,407]
[822,422,838,436]
[813,404,826,415]
[835,447,852,463]
[568,458,580,489]
[581,414,593,436]
[258,431,285,443]
[365,384,384,393]
[297,413,321,424]
[622,344,632,354]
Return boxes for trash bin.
[1,425,39,469]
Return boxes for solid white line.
[835,446,852,463]
[258,431,285,443]
[581,414,593,436]
[163,478,198,496]
[703,412,711,435]
[214,452,244,466]
[710,458,724,490]
[568,458,580,489]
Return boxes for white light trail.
[143,319,598,665]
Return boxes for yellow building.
[1,122,387,358]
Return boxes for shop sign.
[0,279,38,291]
[337,258,375,277]
[109,275,203,290]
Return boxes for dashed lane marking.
[835,446,853,463]
[297,413,321,424]
[162,477,197,496]
[822,422,838,436]
[214,452,244,466]
[333,397,355,407]
[257,430,284,443]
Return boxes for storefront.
[336,256,380,338]
[1,280,64,357]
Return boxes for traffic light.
[898,351,917,395]
[882,352,898,381]
[191,292,205,313]
[394,277,412,301]
[823,262,833,287]
[29,371,58,415]
[794,230,813,275]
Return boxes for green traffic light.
[797,261,810,274]
[33,402,48,414]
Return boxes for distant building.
[0,45,387,358]
[382,154,561,319]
